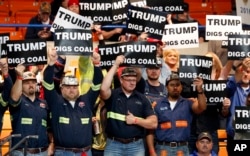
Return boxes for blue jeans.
[155,144,189,156]
[55,149,92,156]
[104,138,145,156]
[11,150,48,156]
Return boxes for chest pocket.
[145,81,167,108]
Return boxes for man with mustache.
[190,132,217,156]
[9,64,52,156]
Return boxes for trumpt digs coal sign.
[6,39,47,67]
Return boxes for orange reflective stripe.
[160,149,167,156]
[160,122,171,129]
[177,150,184,156]
[175,120,188,128]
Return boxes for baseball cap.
[147,38,163,46]
[198,132,212,141]
[40,2,51,14]
[23,71,37,81]
[61,76,79,86]
[166,73,180,85]
[68,0,79,7]
[121,67,137,77]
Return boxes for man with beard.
[9,64,52,156]
[144,62,167,156]
[148,73,207,156]
[42,48,103,156]
[190,132,217,156]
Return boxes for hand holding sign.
[15,64,26,77]
[114,55,125,67]
[0,58,8,75]
[193,77,203,92]
[222,97,231,109]
[48,48,58,66]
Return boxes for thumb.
[127,110,131,115]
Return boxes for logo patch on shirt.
[79,102,85,108]
[40,103,46,108]
[160,107,168,111]
[135,101,142,105]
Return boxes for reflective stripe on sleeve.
[107,112,126,121]
[42,80,54,90]
[107,112,143,121]
[91,83,101,91]
[42,119,47,127]
[0,94,8,107]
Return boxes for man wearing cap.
[190,132,217,156]
[42,48,103,156]
[148,73,207,156]
[9,64,51,156]
[25,1,54,40]
[100,55,157,156]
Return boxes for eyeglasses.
[122,78,137,83]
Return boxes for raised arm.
[100,55,125,100]
[191,77,207,114]
[10,64,26,102]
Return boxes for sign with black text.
[235,107,250,133]
[227,34,250,60]
[129,0,146,7]
[54,29,93,56]
[146,0,184,13]
[112,0,129,24]
[206,15,242,40]
[51,7,93,32]
[179,55,212,98]
[0,33,10,58]
[6,39,47,67]
[162,22,199,49]
[99,41,157,68]
[203,80,227,106]
[126,5,167,39]
[80,0,113,24]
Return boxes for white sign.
[236,0,250,25]
[206,15,242,40]
[162,22,199,49]
[50,7,93,32]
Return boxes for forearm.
[134,115,157,129]
[102,29,118,40]
[197,92,207,113]
[10,78,22,102]
[146,130,156,156]
[100,64,118,99]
